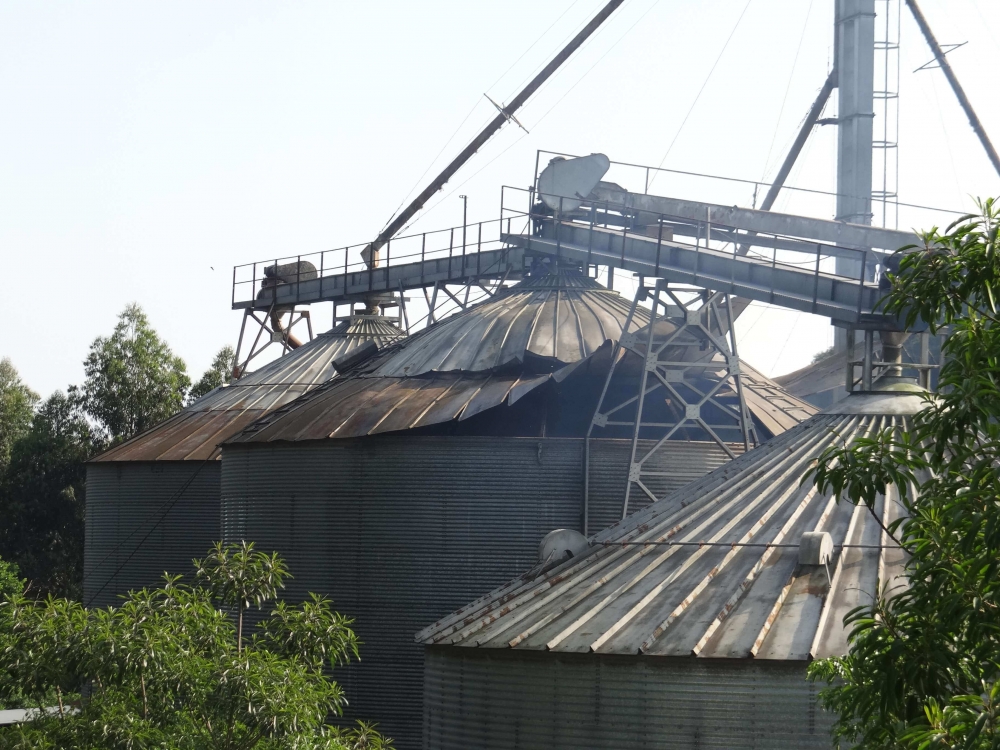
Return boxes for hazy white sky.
[3,0,999,398]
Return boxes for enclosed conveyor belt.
[501,221,898,329]
[235,223,899,329]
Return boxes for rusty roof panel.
[223,356,812,445]
[309,378,399,439]
[92,317,403,462]
[416,391,921,661]
[457,373,520,421]
[224,273,817,445]
[337,378,441,437]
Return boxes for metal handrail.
[499,185,876,292]
[231,215,527,309]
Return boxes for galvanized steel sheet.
[93,317,403,462]
[375,273,640,376]
[84,462,221,608]
[423,648,836,749]
[220,435,735,747]
[417,392,920,662]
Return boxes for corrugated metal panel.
[586,440,737,532]
[375,272,641,376]
[220,435,733,748]
[226,359,814,447]
[84,462,221,608]
[228,369,576,443]
[226,363,814,445]
[418,391,923,661]
[738,361,818,433]
[224,272,815,447]
[423,647,835,750]
[94,317,404,462]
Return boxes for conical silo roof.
[376,272,636,376]
[227,271,816,443]
[418,388,924,660]
[93,315,404,462]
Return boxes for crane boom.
[361,0,625,266]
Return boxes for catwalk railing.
[232,182,914,329]
[499,185,908,329]
[231,217,530,311]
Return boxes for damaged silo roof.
[226,271,816,444]
[92,315,404,462]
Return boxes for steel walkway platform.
[501,222,897,328]
[234,245,526,311]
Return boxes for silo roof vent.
[799,531,834,566]
[538,529,590,564]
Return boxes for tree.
[188,345,235,403]
[78,304,190,443]
[0,393,101,600]
[0,359,38,470]
[0,557,29,711]
[0,542,392,749]
[808,200,1000,748]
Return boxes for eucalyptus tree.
[0,393,99,599]
[78,303,190,443]
[189,345,235,403]
[0,359,37,470]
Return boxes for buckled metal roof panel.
[92,316,404,462]
[226,274,817,444]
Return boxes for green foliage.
[807,200,1000,748]
[811,345,836,364]
[194,541,290,652]
[0,544,392,750]
[0,557,24,648]
[189,345,235,403]
[0,393,100,600]
[0,359,38,470]
[0,559,22,606]
[78,303,190,443]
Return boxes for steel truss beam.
[235,246,526,311]
[232,306,313,379]
[584,281,757,533]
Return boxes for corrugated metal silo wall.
[424,647,835,750]
[220,436,734,749]
[586,440,736,532]
[84,462,221,608]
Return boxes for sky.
[3,0,999,399]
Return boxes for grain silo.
[220,268,815,746]
[83,315,403,608]
[418,386,923,750]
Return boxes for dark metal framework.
[232,305,314,378]
[843,328,939,392]
[585,281,757,527]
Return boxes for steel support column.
[585,283,757,527]
[835,0,877,351]
[836,0,876,228]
